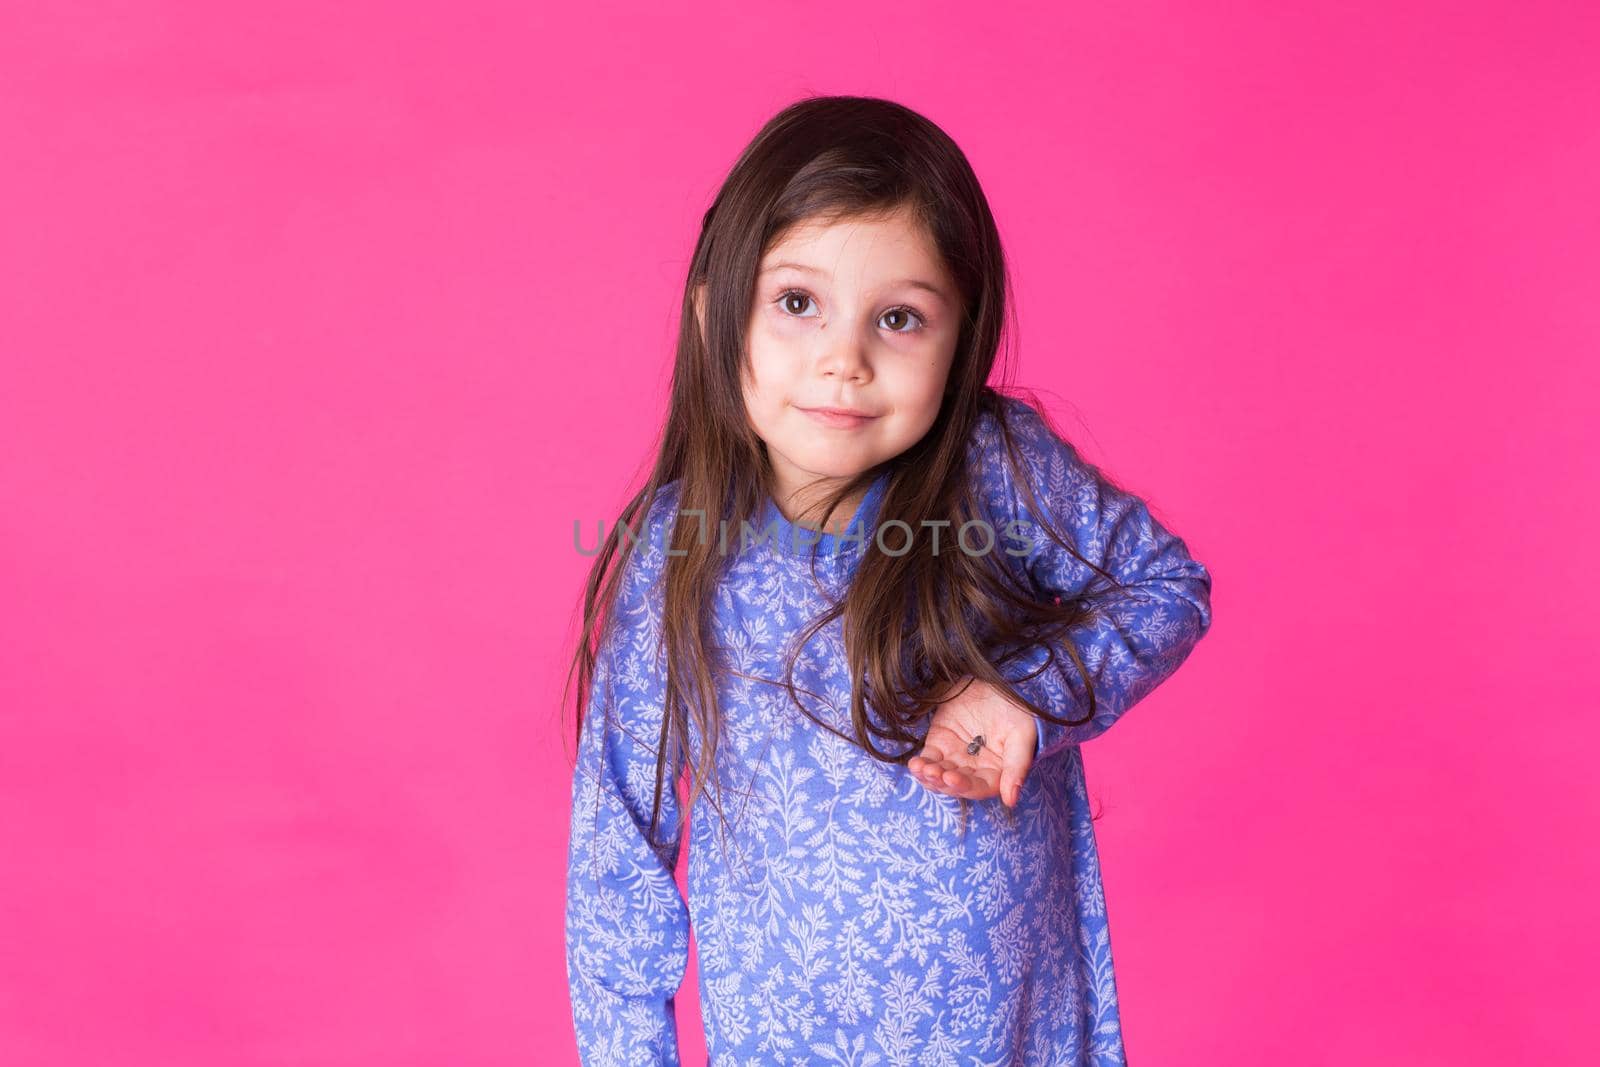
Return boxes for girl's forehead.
[767,208,928,255]
[759,214,952,294]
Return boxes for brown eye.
[777,290,816,317]
[881,307,927,334]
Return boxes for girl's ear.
[692,282,707,346]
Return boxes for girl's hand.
[908,676,1038,809]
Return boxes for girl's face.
[738,207,961,524]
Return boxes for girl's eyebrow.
[761,261,950,306]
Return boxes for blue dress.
[566,395,1214,1065]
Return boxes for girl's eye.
[879,306,926,334]
[773,290,928,334]
[778,290,817,318]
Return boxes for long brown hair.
[563,94,1116,858]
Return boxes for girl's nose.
[815,332,871,384]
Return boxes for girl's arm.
[985,397,1214,761]
[565,504,689,1066]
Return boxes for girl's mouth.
[799,406,878,429]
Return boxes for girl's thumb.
[999,732,1035,809]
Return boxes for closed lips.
[803,407,877,417]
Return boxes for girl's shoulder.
[965,391,1090,513]
[968,391,1082,467]
[608,480,682,607]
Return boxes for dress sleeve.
[986,398,1214,761]
[565,501,690,1066]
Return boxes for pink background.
[2,2,1595,1064]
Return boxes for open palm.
[908,676,1038,809]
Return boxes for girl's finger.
[997,731,1035,808]
[948,763,994,798]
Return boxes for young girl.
[564,95,1213,1067]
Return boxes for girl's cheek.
[763,308,812,339]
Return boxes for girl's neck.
[770,481,869,536]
